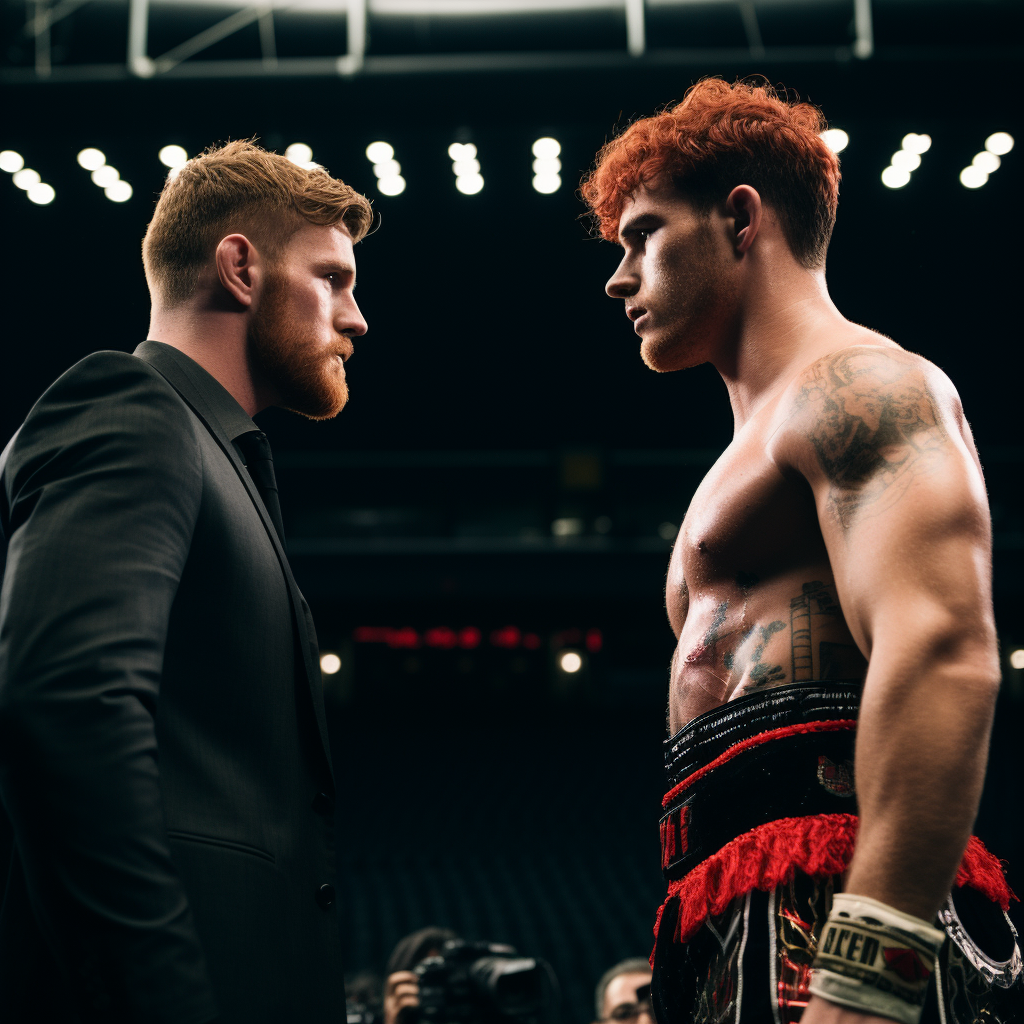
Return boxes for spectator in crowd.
[594,959,654,1024]
[383,926,458,1024]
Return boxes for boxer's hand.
[800,994,897,1024]
[383,970,420,1024]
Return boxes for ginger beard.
[247,271,349,420]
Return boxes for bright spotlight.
[91,165,119,188]
[820,128,849,154]
[448,142,477,161]
[455,174,484,195]
[377,175,406,196]
[960,166,988,189]
[453,158,480,176]
[105,180,133,202]
[158,144,188,169]
[1010,648,1024,670]
[901,133,932,155]
[532,157,561,175]
[27,182,55,205]
[532,174,560,194]
[76,147,105,171]
[366,141,394,164]
[558,651,583,674]
[532,137,561,159]
[373,159,401,178]
[12,168,40,190]
[985,132,1014,157]
[0,150,25,173]
[285,142,313,165]
[881,165,911,189]
[320,652,342,674]
[972,151,1001,174]
[890,150,921,173]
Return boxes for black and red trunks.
[650,681,1022,1024]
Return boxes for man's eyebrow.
[618,213,660,242]
[319,261,357,283]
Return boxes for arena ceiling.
[3,0,1020,83]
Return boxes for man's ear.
[725,185,762,255]
[214,234,260,308]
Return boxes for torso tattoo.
[665,344,951,734]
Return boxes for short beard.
[247,272,349,421]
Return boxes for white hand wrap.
[809,893,946,1024]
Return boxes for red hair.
[581,78,841,268]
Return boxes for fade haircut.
[581,78,841,268]
[143,139,374,305]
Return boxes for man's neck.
[713,267,849,432]
[147,303,268,418]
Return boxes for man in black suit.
[0,140,373,1022]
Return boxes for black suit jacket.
[0,342,344,1023]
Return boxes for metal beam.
[624,0,645,57]
[127,0,153,76]
[258,7,277,65]
[739,1,765,59]
[151,4,268,73]
[25,0,92,37]
[853,0,872,58]
[337,0,367,75]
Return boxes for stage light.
[890,150,921,173]
[453,158,480,176]
[658,522,678,541]
[285,142,313,165]
[91,165,119,188]
[320,653,342,674]
[373,159,401,178]
[973,151,1001,174]
[12,168,40,190]
[0,150,25,173]
[448,142,476,161]
[27,182,55,205]
[1010,649,1024,670]
[985,132,1014,156]
[959,166,988,189]
[532,157,561,176]
[558,651,582,674]
[76,147,105,171]
[881,165,911,189]
[366,141,394,164]
[105,180,133,202]
[901,133,932,155]
[551,517,583,537]
[159,145,188,169]
[533,174,560,194]
[532,137,561,160]
[455,173,484,195]
[820,128,849,154]
[377,175,406,196]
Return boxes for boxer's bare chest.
[665,421,867,734]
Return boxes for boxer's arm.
[784,345,1000,922]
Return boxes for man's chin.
[640,334,700,374]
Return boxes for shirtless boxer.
[582,79,1021,1024]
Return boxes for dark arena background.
[2,1,1023,1020]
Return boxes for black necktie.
[237,430,286,549]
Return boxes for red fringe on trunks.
[652,812,1016,951]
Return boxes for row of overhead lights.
[0,150,55,205]
[5,131,1015,205]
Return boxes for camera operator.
[383,927,458,1024]
[594,959,653,1024]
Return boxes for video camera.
[413,939,559,1024]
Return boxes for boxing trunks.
[650,681,1022,1024]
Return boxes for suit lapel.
[135,342,334,785]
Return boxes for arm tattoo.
[796,349,948,527]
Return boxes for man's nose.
[605,261,638,299]
[339,297,368,337]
